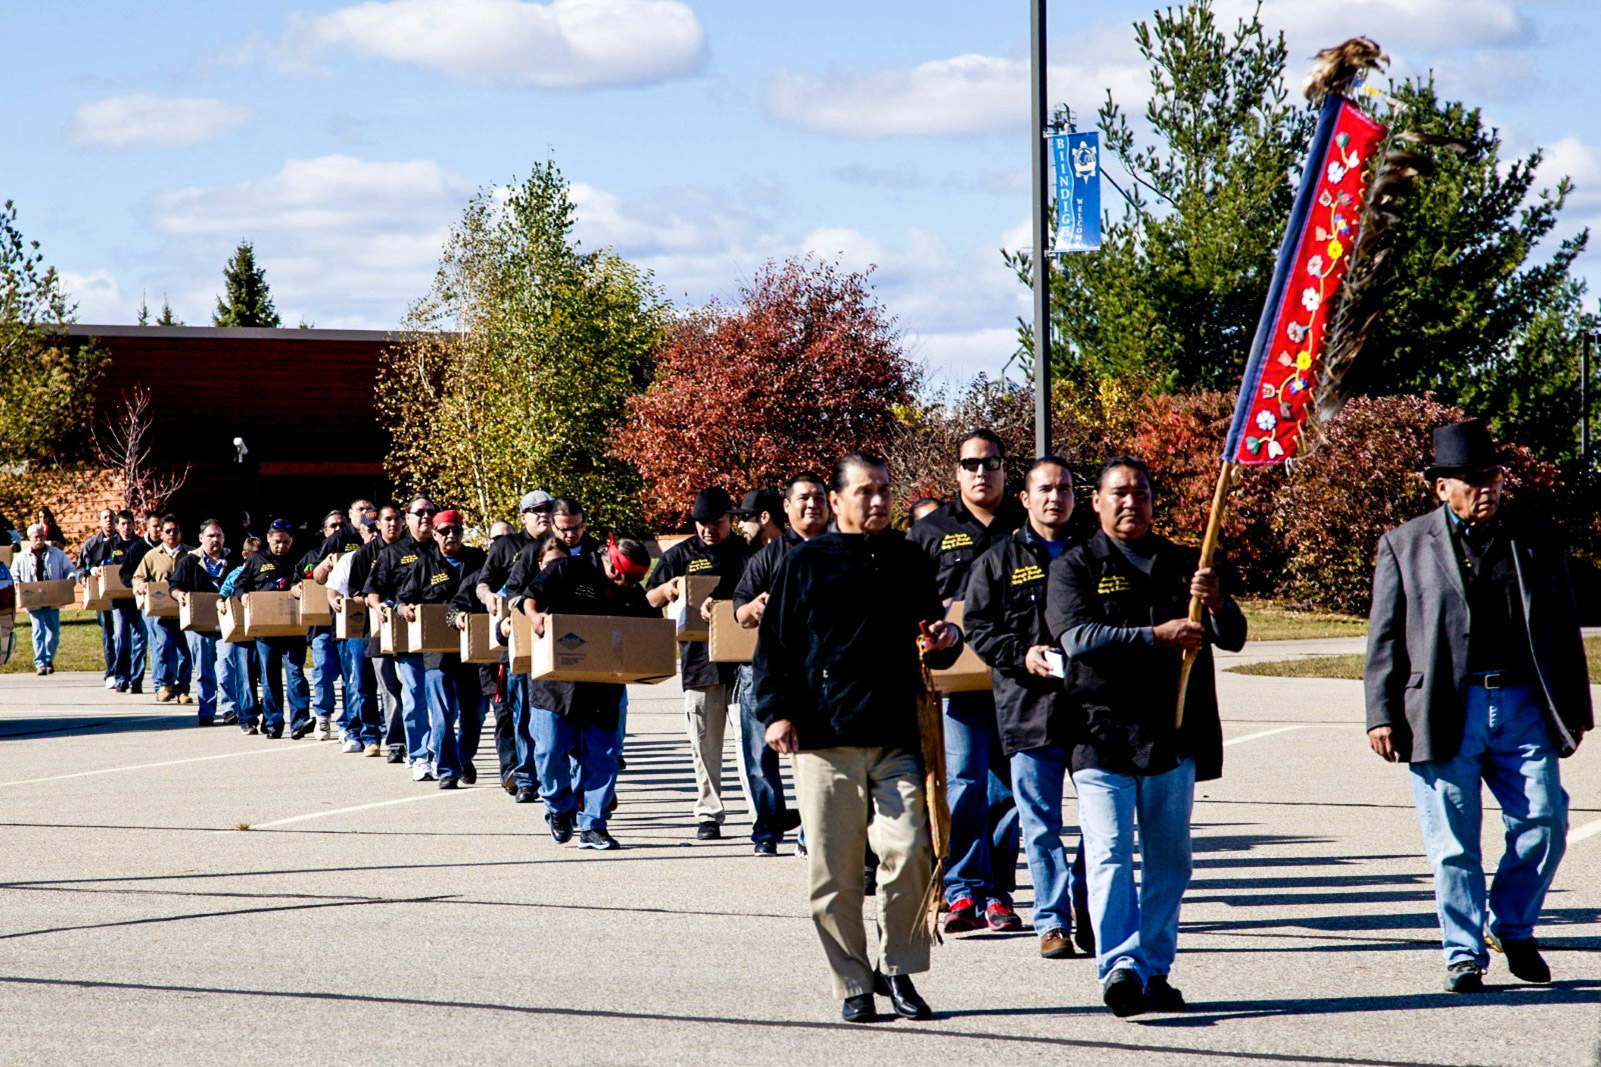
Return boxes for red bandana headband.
[607,532,649,580]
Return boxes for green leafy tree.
[212,240,281,327]
[377,160,670,534]
[0,199,108,465]
[1006,0,1312,391]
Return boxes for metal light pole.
[1030,0,1051,458]
[1583,331,1592,465]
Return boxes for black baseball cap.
[690,487,733,522]
[733,489,783,519]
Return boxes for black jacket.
[752,530,960,751]
[732,531,804,610]
[907,494,1025,602]
[964,527,1080,756]
[1365,507,1592,761]
[395,542,487,670]
[80,531,117,572]
[347,535,401,656]
[170,549,234,595]
[119,534,160,587]
[648,535,750,689]
[1044,530,1246,782]
[361,535,429,603]
[237,549,301,593]
[480,530,534,596]
[524,552,657,724]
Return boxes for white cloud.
[1540,135,1601,208]
[65,95,250,148]
[288,0,705,88]
[766,37,1146,138]
[147,155,473,321]
[1231,0,1531,55]
[905,328,1024,386]
[59,269,124,323]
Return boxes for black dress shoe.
[873,971,931,1020]
[1495,936,1551,983]
[753,839,778,857]
[264,727,284,740]
[515,787,538,804]
[289,720,312,740]
[461,761,477,785]
[547,812,574,843]
[840,993,877,1023]
[696,821,720,840]
[1103,968,1146,1017]
[438,776,459,790]
[385,748,406,764]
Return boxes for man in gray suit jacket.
[1365,419,1591,994]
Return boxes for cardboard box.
[81,581,112,612]
[929,600,992,694]
[180,592,220,633]
[137,580,179,619]
[502,601,534,675]
[672,575,720,642]
[406,603,456,653]
[0,544,11,567]
[243,591,306,638]
[98,568,135,600]
[18,579,76,611]
[460,613,498,663]
[217,597,251,644]
[707,599,757,663]
[379,606,413,655]
[297,580,332,626]
[334,596,368,640]
[532,613,677,684]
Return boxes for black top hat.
[1424,419,1503,481]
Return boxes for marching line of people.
[2,417,1589,1026]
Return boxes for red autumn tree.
[615,257,916,528]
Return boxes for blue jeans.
[377,654,404,751]
[309,630,338,723]
[1011,744,1089,935]
[1409,683,1568,968]
[532,706,620,831]
[338,638,380,745]
[393,652,433,762]
[736,663,794,844]
[255,637,310,733]
[28,607,61,668]
[112,601,146,687]
[509,672,538,789]
[150,619,184,690]
[224,641,257,726]
[187,631,241,723]
[1073,758,1195,983]
[424,662,487,780]
[96,609,115,677]
[943,690,1020,906]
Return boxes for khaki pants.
[684,684,736,822]
[793,746,932,998]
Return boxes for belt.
[1468,671,1523,689]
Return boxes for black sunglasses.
[434,524,463,536]
[411,508,437,517]
[958,456,1005,473]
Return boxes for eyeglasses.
[161,528,178,535]
[958,456,1005,473]
[434,525,462,537]
[411,508,437,517]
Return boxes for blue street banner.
[1051,131,1101,252]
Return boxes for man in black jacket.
[169,519,237,727]
[1045,456,1246,1018]
[79,508,118,688]
[364,496,436,773]
[1366,420,1592,993]
[729,473,829,856]
[115,509,162,695]
[646,487,749,840]
[515,537,657,850]
[332,504,403,757]
[963,456,1089,960]
[906,428,1025,933]
[753,452,959,1024]
[103,511,142,692]
[237,518,313,740]
[396,509,488,789]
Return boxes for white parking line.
[0,744,325,788]
[1222,724,1310,747]
[252,790,472,829]
[1569,818,1601,845]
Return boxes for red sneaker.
[943,897,983,933]
[986,900,1023,931]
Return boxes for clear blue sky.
[6,0,1597,387]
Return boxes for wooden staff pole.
[1174,461,1237,727]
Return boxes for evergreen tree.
[212,240,281,327]
[155,296,183,326]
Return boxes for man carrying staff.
[907,428,1024,933]
[730,474,828,857]
[509,534,658,851]
[753,452,960,1024]
[963,456,1090,959]
[477,490,555,800]
[646,487,750,841]
[170,519,240,727]
[1045,456,1245,1017]
[1366,419,1591,993]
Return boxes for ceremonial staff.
[1175,38,1452,723]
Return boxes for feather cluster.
[1302,37,1388,105]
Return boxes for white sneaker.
[342,738,363,753]
[104,677,117,690]
[313,717,331,741]
[410,759,435,782]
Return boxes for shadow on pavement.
[0,713,193,740]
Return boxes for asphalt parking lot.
[2,642,1598,1066]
